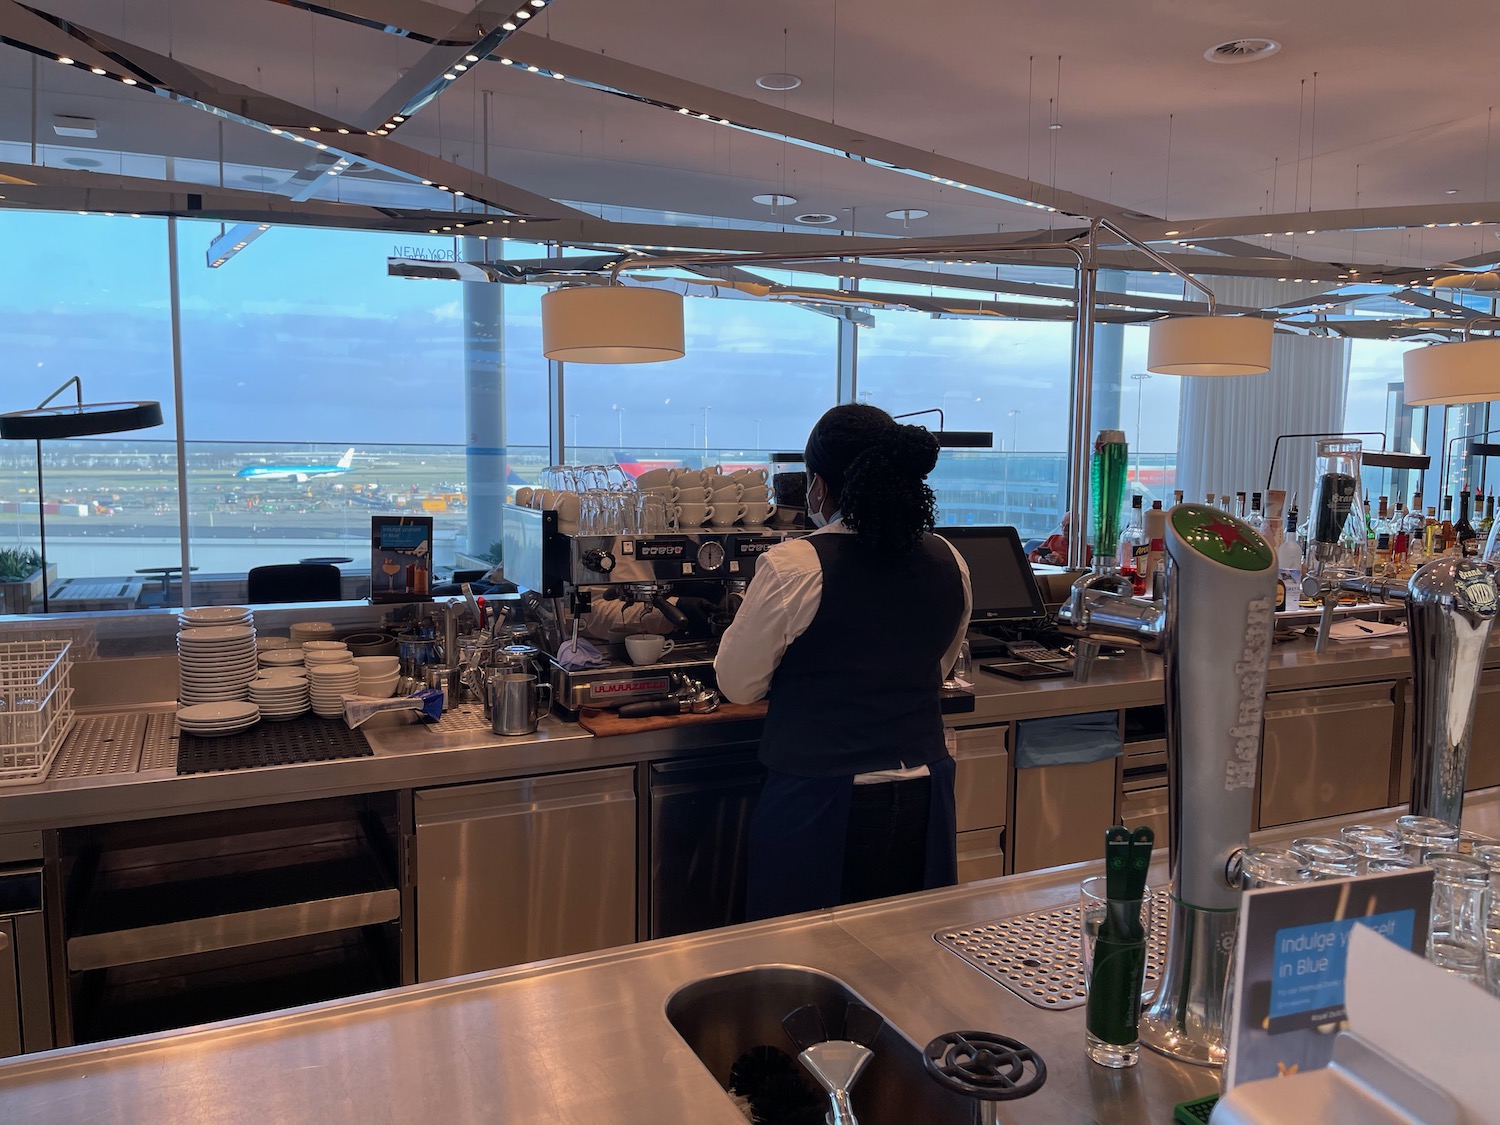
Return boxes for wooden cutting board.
[578,700,768,736]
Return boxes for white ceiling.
[4,0,1500,279]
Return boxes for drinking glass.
[1396,814,1460,864]
[1079,875,1152,1069]
[1339,824,1405,872]
[1237,847,1310,889]
[1290,837,1359,880]
[1471,844,1500,996]
[1426,853,1490,986]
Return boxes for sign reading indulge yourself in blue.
[1268,910,1416,1024]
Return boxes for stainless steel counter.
[4,792,1496,1125]
[0,634,1435,838]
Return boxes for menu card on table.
[1223,867,1434,1091]
[371,515,433,603]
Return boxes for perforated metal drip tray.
[177,718,373,774]
[935,894,1170,1011]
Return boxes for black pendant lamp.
[0,378,164,613]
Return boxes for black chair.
[246,563,343,604]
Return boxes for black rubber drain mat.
[176,717,373,774]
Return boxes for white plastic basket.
[0,639,74,785]
[0,620,97,662]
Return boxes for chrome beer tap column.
[1142,504,1276,1067]
[1299,438,1366,653]
[1406,558,1499,826]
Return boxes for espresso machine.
[1060,503,1277,1066]
[500,504,800,716]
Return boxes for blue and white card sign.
[1223,868,1434,1090]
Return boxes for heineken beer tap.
[1140,504,1277,1067]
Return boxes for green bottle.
[1090,429,1130,563]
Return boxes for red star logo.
[1202,519,1245,550]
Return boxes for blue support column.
[462,235,505,564]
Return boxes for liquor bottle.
[1374,496,1392,576]
[1204,491,1216,507]
[1247,491,1265,532]
[1455,488,1478,557]
[1278,504,1304,604]
[1118,494,1148,595]
[1440,495,1456,555]
[1144,500,1167,596]
[1423,505,1440,556]
[1172,489,1184,507]
[1235,491,1248,520]
[1220,493,1236,513]
[1482,491,1496,541]
[1392,503,1409,573]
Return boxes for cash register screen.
[939,525,1047,623]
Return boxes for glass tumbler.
[1339,825,1405,872]
[1472,844,1500,996]
[1079,875,1152,1069]
[1290,837,1360,880]
[1238,846,1310,889]
[1396,814,1460,864]
[1426,853,1491,986]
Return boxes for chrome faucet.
[1064,503,1277,1067]
[1406,558,1499,825]
[1056,561,1166,680]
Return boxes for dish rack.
[0,639,75,785]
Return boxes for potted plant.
[0,548,54,615]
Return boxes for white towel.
[1328,619,1407,643]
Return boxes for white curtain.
[1176,278,1349,510]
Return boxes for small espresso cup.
[709,483,744,504]
[674,502,714,527]
[731,468,769,485]
[642,483,680,504]
[701,472,730,492]
[670,468,706,488]
[741,502,776,524]
[710,505,747,526]
[625,633,674,665]
[738,484,771,504]
[635,467,674,489]
[548,491,582,524]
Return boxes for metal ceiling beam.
[1106,201,1500,247]
[8,1,590,219]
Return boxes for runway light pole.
[612,403,626,449]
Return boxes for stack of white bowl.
[307,661,360,718]
[248,670,310,721]
[179,606,254,630]
[176,700,260,738]
[352,656,400,698]
[178,621,259,705]
[290,621,337,645]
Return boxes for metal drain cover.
[935,895,1170,1010]
[177,717,372,773]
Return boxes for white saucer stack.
[290,621,337,645]
[178,606,254,629]
[178,622,259,705]
[248,671,310,721]
[176,700,260,738]
[307,662,360,718]
[259,648,306,670]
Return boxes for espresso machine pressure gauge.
[696,541,726,572]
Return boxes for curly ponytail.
[803,404,940,555]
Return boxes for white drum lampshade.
[541,285,686,364]
[1146,315,1274,376]
[1403,338,1500,406]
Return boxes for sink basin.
[666,965,974,1124]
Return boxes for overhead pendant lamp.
[541,284,685,364]
[1146,315,1274,376]
[1,377,164,614]
[1403,336,1500,406]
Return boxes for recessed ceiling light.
[243,173,278,184]
[1047,122,1062,130]
[795,213,839,225]
[62,156,103,168]
[1163,229,1181,236]
[52,115,98,138]
[1204,38,1282,64]
[756,73,802,91]
[1446,188,1460,195]
[886,208,929,221]
[752,193,797,206]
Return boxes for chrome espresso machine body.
[500,504,802,716]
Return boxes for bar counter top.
[1,794,1494,1125]
[0,632,1446,835]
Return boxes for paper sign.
[1223,868,1434,1091]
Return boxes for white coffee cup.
[739,484,770,503]
[625,633,674,665]
[731,468,769,485]
[636,468,674,489]
[670,468,706,488]
[710,483,744,504]
[672,485,711,504]
[642,483,680,504]
[701,472,730,491]
[673,503,714,527]
[514,486,533,506]
[741,502,776,524]
[710,504,747,526]
[531,488,556,510]
[547,492,581,523]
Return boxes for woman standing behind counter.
[715,404,972,920]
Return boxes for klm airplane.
[235,448,356,483]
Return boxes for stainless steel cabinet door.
[414,767,637,982]
[1259,683,1397,828]
[949,725,1008,832]
[1466,668,1500,791]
